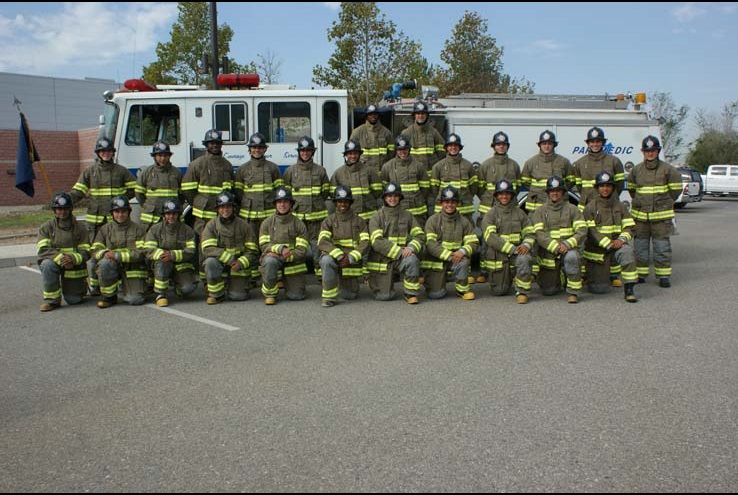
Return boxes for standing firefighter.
[136,140,183,231]
[401,101,445,214]
[144,198,198,307]
[380,134,430,223]
[480,179,535,304]
[318,186,370,307]
[583,171,638,302]
[430,133,479,223]
[91,196,148,308]
[521,131,575,213]
[627,136,682,288]
[282,136,331,279]
[36,192,90,312]
[422,185,478,301]
[69,137,136,295]
[330,139,383,221]
[181,129,234,237]
[349,104,395,175]
[368,182,426,304]
[572,127,625,212]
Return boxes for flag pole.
[13,96,53,198]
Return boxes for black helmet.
[382,181,404,200]
[439,185,460,202]
[247,132,268,148]
[95,138,116,152]
[50,192,73,209]
[494,179,515,196]
[444,133,463,149]
[215,190,236,208]
[365,104,380,114]
[273,186,295,204]
[395,134,411,151]
[150,140,172,156]
[202,129,223,145]
[595,171,615,187]
[545,175,567,192]
[586,127,606,142]
[537,130,558,146]
[492,131,510,147]
[161,198,181,214]
[641,135,661,151]
[296,136,316,151]
[412,101,429,114]
[332,185,354,203]
[110,195,131,212]
[343,139,363,155]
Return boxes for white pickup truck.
[703,165,738,196]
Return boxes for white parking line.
[146,304,240,331]
[19,266,239,331]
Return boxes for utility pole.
[210,2,219,89]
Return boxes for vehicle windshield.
[99,101,119,143]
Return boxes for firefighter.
[69,137,136,296]
[259,187,310,305]
[330,139,383,221]
[91,196,148,308]
[349,104,394,175]
[430,133,479,224]
[36,192,90,312]
[317,186,370,307]
[530,176,587,303]
[367,182,426,303]
[144,198,198,307]
[475,131,522,283]
[380,134,430,224]
[627,136,682,288]
[422,185,478,300]
[200,191,259,305]
[572,127,625,211]
[583,171,638,302]
[401,101,445,181]
[521,130,575,213]
[282,136,331,280]
[136,140,183,231]
[181,129,235,237]
[480,179,535,303]
[234,132,284,238]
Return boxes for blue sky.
[1,2,737,146]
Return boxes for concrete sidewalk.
[0,243,37,268]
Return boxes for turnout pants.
[39,259,86,305]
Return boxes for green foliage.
[312,2,429,107]
[141,2,252,88]
[686,131,738,172]
[648,92,689,161]
[432,11,534,96]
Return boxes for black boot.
[659,277,671,288]
[624,283,637,303]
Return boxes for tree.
[257,50,283,85]
[312,2,429,107]
[141,2,254,87]
[431,11,534,97]
[688,99,738,171]
[647,92,689,161]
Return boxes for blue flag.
[16,112,39,197]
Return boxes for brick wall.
[0,127,98,206]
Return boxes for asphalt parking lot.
[1,198,737,492]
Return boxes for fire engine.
[99,74,660,181]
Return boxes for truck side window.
[125,104,180,146]
[257,101,310,143]
[731,167,738,176]
[712,167,727,176]
[214,102,247,142]
[322,101,340,143]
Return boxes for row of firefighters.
[36,110,683,311]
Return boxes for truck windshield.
[99,101,119,143]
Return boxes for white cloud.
[323,3,341,10]
[671,3,706,22]
[531,39,563,51]
[0,2,177,75]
